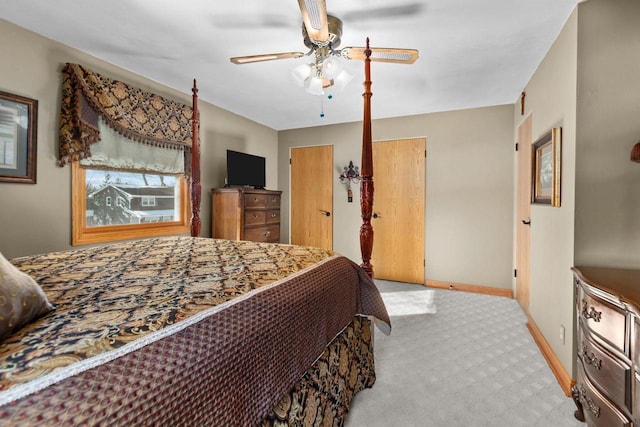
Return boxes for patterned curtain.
[58,63,193,167]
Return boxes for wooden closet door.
[372,138,425,283]
[290,145,333,250]
[516,116,532,313]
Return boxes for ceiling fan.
[230,0,419,95]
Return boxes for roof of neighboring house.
[89,184,174,198]
[114,185,174,197]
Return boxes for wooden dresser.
[211,188,282,243]
[572,266,640,427]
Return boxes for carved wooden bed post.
[190,79,201,237]
[360,39,374,278]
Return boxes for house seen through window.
[85,169,180,227]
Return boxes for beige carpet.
[346,280,583,427]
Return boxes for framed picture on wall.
[532,127,561,206]
[0,90,38,184]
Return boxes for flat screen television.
[226,149,266,189]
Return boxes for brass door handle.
[373,213,382,219]
[320,211,331,217]
[522,219,531,225]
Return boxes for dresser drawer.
[266,194,280,209]
[576,363,632,427]
[578,284,627,353]
[631,317,640,368]
[244,193,266,208]
[265,209,280,224]
[578,322,632,412]
[244,225,279,242]
[245,210,266,226]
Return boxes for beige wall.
[575,0,640,268]
[517,0,640,378]
[0,19,278,259]
[279,105,515,289]
[516,9,578,375]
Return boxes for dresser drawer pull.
[270,213,278,218]
[252,214,259,219]
[578,385,601,418]
[581,343,602,370]
[270,197,277,203]
[263,231,270,237]
[252,197,259,203]
[581,300,602,322]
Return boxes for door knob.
[373,213,382,219]
[522,219,531,226]
[320,211,331,217]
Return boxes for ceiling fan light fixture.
[305,75,325,96]
[291,63,312,87]
[334,69,354,91]
[322,56,342,79]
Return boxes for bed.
[0,42,382,427]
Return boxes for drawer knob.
[581,343,602,370]
[270,198,277,202]
[581,300,602,322]
[578,385,601,418]
[253,214,258,219]
[253,198,259,203]
[263,231,270,237]
[271,213,277,217]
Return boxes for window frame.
[72,162,190,245]
[141,196,157,207]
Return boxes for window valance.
[79,117,185,175]
[59,63,193,166]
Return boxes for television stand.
[211,188,282,243]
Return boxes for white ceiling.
[1,0,577,130]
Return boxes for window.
[141,196,157,207]
[72,162,189,245]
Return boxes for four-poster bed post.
[190,79,201,237]
[360,39,374,279]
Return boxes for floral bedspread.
[1,236,389,426]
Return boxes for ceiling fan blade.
[342,47,419,64]
[298,0,329,43]
[230,52,305,64]
[342,3,425,22]
[211,13,296,29]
